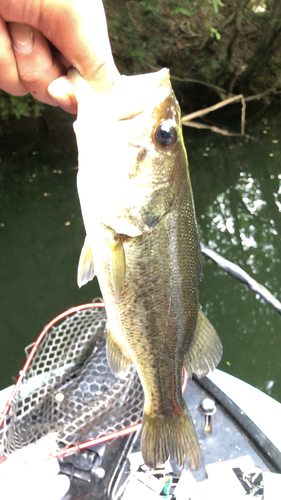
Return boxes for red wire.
[55,423,143,459]
[0,302,189,462]
[55,366,188,459]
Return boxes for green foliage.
[208,0,224,14]
[0,91,45,121]
[171,6,192,16]
[139,0,159,12]
[0,0,279,123]
[171,0,198,17]
[211,58,220,70]
[105,0,281,98]
[210,26,222,40]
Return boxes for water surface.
[0,109,280,403]
[187,116,281,402]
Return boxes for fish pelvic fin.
[184,306,223,379]
[141,406,201,470]
[77,236,95,288]
[106,325,131,378]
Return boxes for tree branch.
[182,93,246,136]
[181,94,244,122]
[182,120,242,136]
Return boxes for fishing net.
[0,300,144,457]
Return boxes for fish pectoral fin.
[105,227,126,301]
[106,325,131,379]
[111,236,126,302]
[77,236,95,288]
[184,306,223,378]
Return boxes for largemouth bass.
[68,68,222,470]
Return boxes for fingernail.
[48,78,77,114]
[9,23,34,54]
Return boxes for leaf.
[171,7,191,16]
[211,59,220,70]
[210,27,222,41]
[208,0,224,14]
[0,91,45,120]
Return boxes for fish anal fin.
[77,236,95,288]
[106,325,131,379]
[184,306,223,379]
[141,404,201,470]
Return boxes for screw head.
[201,398,216,414]
[96,467,105,479]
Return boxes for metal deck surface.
[61,375,280,499]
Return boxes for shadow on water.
[0,108,280,403]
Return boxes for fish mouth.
[118,110,145,121]
[155,68,170,90]
[114,68,172,121]
[68,67,172,125]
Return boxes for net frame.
[0,301,187,462]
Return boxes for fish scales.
[98,185,198,406]
[68,67,222,470]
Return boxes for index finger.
[1,0,119,92]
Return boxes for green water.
[0,109,280,404]
[187,116,281,402]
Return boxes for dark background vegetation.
[0,0,281,122]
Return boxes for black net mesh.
[1,300,144,456]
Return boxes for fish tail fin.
[141,406,201,470]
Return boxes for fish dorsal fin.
[77,236,95,288]
[106,325,131,378]
[184,307,222,378]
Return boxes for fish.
[68,67,222,470]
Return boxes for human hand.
[0,0,119,113]
[0,436,70,500]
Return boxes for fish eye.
[155,120,177,149]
